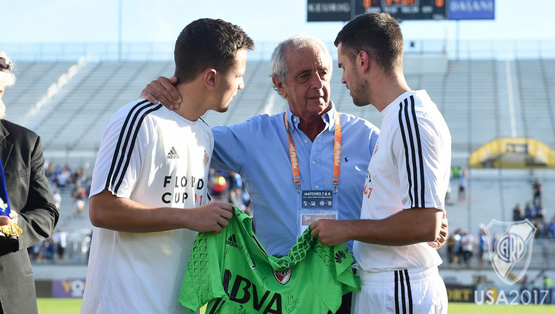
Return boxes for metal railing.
[4,39,555,62]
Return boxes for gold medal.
[0,222,22,237]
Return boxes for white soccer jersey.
[354,90,451,272]
[81,99,213,314]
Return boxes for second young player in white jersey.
[80,18,254,314]
[310,13,450,314]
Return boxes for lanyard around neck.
[283,112,342,194]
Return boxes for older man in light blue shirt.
[210,34,379,257]
[211,102,378,257]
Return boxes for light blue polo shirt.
[211,103,379,257]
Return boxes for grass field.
[37,299,554,314]
[37,298,82,314]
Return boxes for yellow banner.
[469,138,555,168]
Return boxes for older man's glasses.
[0,57,13,72]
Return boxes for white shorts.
[352,267,447,314]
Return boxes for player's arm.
[89,190,233,233]
[314,121,449,247]
[311,208,443,247]
[141,76,181,110]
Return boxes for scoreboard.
[307,0,494,21]
[356,0,447,21]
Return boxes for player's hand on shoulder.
[186,202,233,234]
[140,76,181,110]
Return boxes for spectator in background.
[547,217,555,239]
[446,233,456,264]
[227,171,244,209]
[71,167,86,187]
[209,171,228,201]
[532,178,542,207]
[524,202,534,220]
[41,236,55,264]
[444,184,453,206]
[242,190,252,217]
[45,162,56,181]
[53,228,68,261]
[55,164,71,189]
[513,203,522,221]
[534,202,544,222]
[452,165,461,179]
[0,50,59,314]
[458,167,468,202]
[461,230,474,267]
[453,228,463,265]
[52,189,62,210]
[477,225,487,265]
[227,171,242,194]
[533,220,543,239]
[72,185,87,215]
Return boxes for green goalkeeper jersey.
[179,206,360,314]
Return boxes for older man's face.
[278,44,331,120]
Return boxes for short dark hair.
[334,13,403,74]
[174,18,254,83]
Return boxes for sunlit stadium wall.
[3,39,555,62]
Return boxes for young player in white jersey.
[310,13,450,313]
[80,18,254,314]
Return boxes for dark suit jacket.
[0,120,59,314]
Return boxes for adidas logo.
[226,234,238,248]
[335,250,346,263]
[166,147,180,159]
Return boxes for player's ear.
[358,50,370,73]
[204,69,217,89]
[272,76,286,98]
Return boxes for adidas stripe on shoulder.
[104,100,162,193]
[397,95,425,208]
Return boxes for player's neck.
[371,73,411,112]
[173,83,205,121]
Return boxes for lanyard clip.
[333,182,339,194]
[295,182,301,194]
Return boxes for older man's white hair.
[269,34,333,93]
[0,51,16,120]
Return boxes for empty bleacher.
[4,55,555,268]
[5,57,553,156]
[5,62,76,123]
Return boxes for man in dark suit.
[0,51,59,314]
